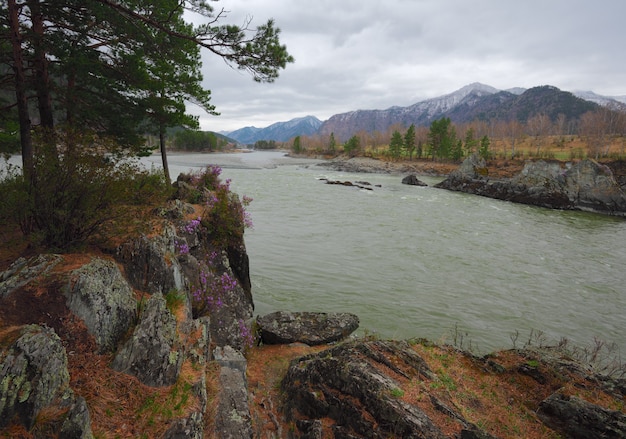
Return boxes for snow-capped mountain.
[224,84,623,143]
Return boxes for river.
[142,150,626,354]
[5,151,624,353]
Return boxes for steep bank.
[0,175,255,437]
[3,159,626,438]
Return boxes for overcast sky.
[188,0,626,132]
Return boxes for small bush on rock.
[178,165,253,248]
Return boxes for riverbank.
[313,154,528,179]
[2,161,626,437]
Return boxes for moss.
[168,351,179,365]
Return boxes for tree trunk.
[29,0,55,131]
[8,0,34,179]
[159,123,171,182]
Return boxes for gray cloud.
[190,0,626,132]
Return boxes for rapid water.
[146,151,626,354]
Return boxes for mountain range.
[225,83,626,144]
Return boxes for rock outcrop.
[537,392,626,439]
[65,258,137,353]
[436,155,626,215]
[282,339,626,438]
[117,200,254,351]
[111,293,183,386]
[257,311,359,345]
[1,193,253,436]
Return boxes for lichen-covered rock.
[111,293,182,386]
[537,392,626,438]
[282,339,447,438]
[60,396,94,439]
[257,311,359,346]
[436,157,626,216]
[0,254,62,298]
[0,325,71,429]
[65,258,136,353]
[213,345,252,439]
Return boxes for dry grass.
[247,343,328,437]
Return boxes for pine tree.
[389,130,403,159]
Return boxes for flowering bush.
[191,268,239,317]
[238,319,255,350]
[176,165,253,317]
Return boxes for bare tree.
[526,113,551,156]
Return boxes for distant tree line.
[254,140,277,150]
[173,130,228,152]
[288,106,626,161]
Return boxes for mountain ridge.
[226,84,625,143]
[226,115,322,144]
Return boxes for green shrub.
[178,165,253,248]
[0,129,171,250]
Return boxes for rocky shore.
[2,156,626,438]
[435,155,626,216]
[317,155,459,176]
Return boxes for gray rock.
[163,412,204,439]
[213,346,252,439]
[0,254,62,298]
[537,392,626,438]
[401,174,428,186]
[60,396,94,439]
[257,311,359,346]
[436,157,626,216]
[117,222,186,296]
[0,325,71,429]
[282,339,446,438]
[111,293,182,386]
[65,258,137,353]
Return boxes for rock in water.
[256,311,359,345]
[401,174,428,186]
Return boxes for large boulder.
[111,293,183,386]
[65,258,137,353]
[0,325,71,429]
[436,157,626,216]
[282,339,447,438]
[257,311,359,345]
[0,254,62,298]
[537,392,626,438]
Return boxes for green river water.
[150,151,625,353]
